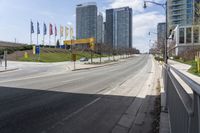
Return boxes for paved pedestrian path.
[169,60,200,84]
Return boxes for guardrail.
[163,65,200,133]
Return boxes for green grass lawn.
[173,59,200,76]
[19,51,106,63]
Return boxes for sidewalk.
[159,59,200,133]
[4,55,133,73]
[169,59,200,95]
[169,59,200,84]
[0,66,18,73]
[108,56,162,133]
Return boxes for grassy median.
[19,49,106,63]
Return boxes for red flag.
[49,24,53,35]
[55,25,57,36]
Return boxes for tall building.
[167,0,196,32]
[76,2,97,40]
[105,7,132,49]
[167,0,200,56]
[97,12,103,44]
[157,23,166,46]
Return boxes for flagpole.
[55,34,56,48]
[60,35,62,49]
[37,32,38,46]
[30,31,32,45]
[43,22,44,47]
[30,20,32,45]
[43,34,45,47]
[65,26,67,49]
[49,35,51,48]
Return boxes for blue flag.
[31,21,34,34]
[37,22,40,34]
[43,23,47,35]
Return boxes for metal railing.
[163,65,200,133]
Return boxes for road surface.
[0,54,153,133]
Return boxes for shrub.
[154,56,164,62]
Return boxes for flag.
[43,23,47,35]
[60,26,64,37]
[49,23,53,35]
[37,22,40,34]
[31,21,34,34]
[55,25,57,36]
[65,26,69,38]
[70,27,73,39]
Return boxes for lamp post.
[144,0,168,64]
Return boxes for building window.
[179,28,185,44]
[193,27,200,43]
[186,27,192,43]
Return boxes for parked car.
[80,57,89,62]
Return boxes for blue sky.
[0,0,165,52]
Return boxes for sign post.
[72,54,76,70]
[36,45,40,60]
[4,51,7,70]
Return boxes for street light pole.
[144,0,168,64]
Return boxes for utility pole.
[144,0,168,64]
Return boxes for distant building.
[102,22,106,44]
[76,2,97,41]
[169,25,200,56]
[157,23,166,47]
[167,0,200,34]
[97,12,103,44]
[105,7,132,49]
[167,0,200,56]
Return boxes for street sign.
[24,52,28,58]
[72,54,76,61]
[64,38,96,45]
[36,46,40,55]
[33,46,36,55]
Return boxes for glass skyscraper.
[97,12,103,44]
[76,2,97,40]
[105,7,132,49]
[167,0,194,32]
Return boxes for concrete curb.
[0,68,19,73]
[159,64,170,133]
[72,61,121,71]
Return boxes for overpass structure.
[163,65,200,133]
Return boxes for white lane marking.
[62,97,101,121]
[0,71,70,83]
[43,97,101,133]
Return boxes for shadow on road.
[0,86,159,133]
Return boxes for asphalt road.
[0,54,152,133]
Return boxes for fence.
[163,65,200,133]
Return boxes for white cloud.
[109,0,164,13]
[110,0,143,13]
[132,11,165,52]
[133,11,165,37]
[67,22,72,26]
